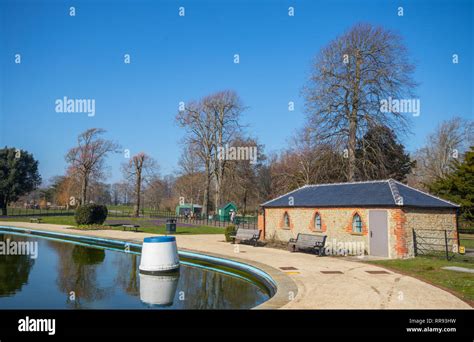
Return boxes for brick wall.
[403,208,457,257]
[263,207,374,255]
[263,206,457,259]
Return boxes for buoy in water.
[139,236,180,274]
[139,273,179,307]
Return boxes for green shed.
[175,204,202,216]
[217,202,237,221]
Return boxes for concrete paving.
[0,222,471,309]
[442,266,474,274]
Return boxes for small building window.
[352,214,362,233]
[314,213,322,230]
[283,212,290,228]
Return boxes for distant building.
[217,202,238,222]
[175,204,202,216]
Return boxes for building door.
[369,210,389,257]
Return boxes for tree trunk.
[347,51,361,182]
[203,160,211,216]
[133,171,142,217]
[0,195,7,216]
[214,169,222,212]
[81,175,88,205]
[347,116,357,181]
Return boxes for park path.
[0,222,471,309]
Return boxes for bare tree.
[206,91,244,210]
[177,100,215,216]
[410,117,474,187]
[122,152,158,217]
[65,128,120,205]
[222,136,263,215]
[303,23,417,181]
[143,176,166,210]
[174,142,205,207]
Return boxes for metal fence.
[4,207,258,229]
[3,207,75,217]
[412,228,459,260]
[148,211,257,229]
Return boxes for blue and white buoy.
[139,236,180,274]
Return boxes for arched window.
[352,213,362,233]
[314,213,322,230]
[283,212,290,228]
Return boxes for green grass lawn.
[0,216,225,235]
[0,215,76,226]
[368,255,474,305]
[459,233,474,249]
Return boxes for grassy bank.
[0,216,225,235]
[459,233,474,249]
[368,255,474,305]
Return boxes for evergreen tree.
[355,125,414,181]
[429,146,474,222]
[0,147,42,215]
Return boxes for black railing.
[413,228,458,260]
[2,207,257,229]
[3,207,75,217]
[3,207,258,229]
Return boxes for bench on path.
[122,224,140,232]
[29,217,42,224]
[230,228,261,247]
[288,233,326,256]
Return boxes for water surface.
[0,233,269,309]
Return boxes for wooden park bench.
[122,224,140,232]
[29,217,42,224]
[288,233,327,256]
[230,228,261,247]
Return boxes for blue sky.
[1,0,472,184]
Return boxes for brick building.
[260,179,459,259]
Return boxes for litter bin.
[166,218,177,234]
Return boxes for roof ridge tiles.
[304,179,389,187]
[388,179,403,206]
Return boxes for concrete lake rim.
[0,225,298,310]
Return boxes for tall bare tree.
[222,136,263,215]
[177,100,215,216]
[175,142,204,206]
[410,117,474,188]
[177,91,243,214]
[65,128,119,205]
[303,23,417,181]
[143,176,166,210]
[206,91,244,210]
[122,152,158,217]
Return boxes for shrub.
[75,204,108,225]
[225,225,237,242]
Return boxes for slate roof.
[261,179,459,209]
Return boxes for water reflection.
[0,234,34,296]
[175,266,261,309]
[0,233,269,309]
[114,254,140,296]
[48,241,110,308]
[139,273,179,307]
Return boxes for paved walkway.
[0,222,470,309]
